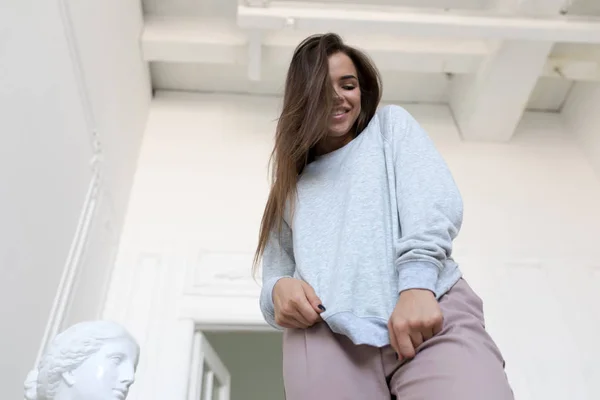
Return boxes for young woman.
[254,33,514,399]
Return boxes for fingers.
[389,319,438,360]
[397,334,416,359]
[301,281,326,315]
[420,326,434,342]
[281,298,315,326]
[291,288,322,324]
[409,331,424,350]
[388,321,398,355]
[279,309,320,329]
[387,290,445,361]
[276,314,310,329]
[432,314,444,336]
[275,296,312,328]
[296,300,321,326]
[273,279,325,329]
[388,321,415,360]
[277,292,322,328]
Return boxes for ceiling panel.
[568,0,600,17]
[142,0,495,17]
[273,0,493,10]
[142,0,237,17]
[528,77,573,112]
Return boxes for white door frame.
[102,243,270,400]
[188,331,231,400]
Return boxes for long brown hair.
[253,33,382,272]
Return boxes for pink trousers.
[282,279,514,399]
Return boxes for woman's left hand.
[388,289,444,361]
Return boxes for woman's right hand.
[273,278,325,329]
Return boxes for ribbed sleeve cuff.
[397,262,439,295]
[259,275,292,330]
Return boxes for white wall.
[58,0,151,328]
[113,91,600,400]
[0,3,93,396]
[562,82,600,177]
[64,0,151,227]
[0,1,149,398]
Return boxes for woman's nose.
[333,89,343,102]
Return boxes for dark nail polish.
[318,304,326,311]
[395,353,399,360]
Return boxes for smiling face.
[66,338,139,400]
[327,52,362,138]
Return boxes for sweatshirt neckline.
[314,131,364,162]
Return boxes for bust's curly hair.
[24,320,139,400]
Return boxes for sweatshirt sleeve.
[259,219,296,330]
[388,105,463,295]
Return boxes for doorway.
[195,330,284,400]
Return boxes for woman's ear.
[61,371,75,387]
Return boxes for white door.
[188,331,231,400]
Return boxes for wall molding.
[32,0,107,367]
[183,250,261,298]
[56,0,100,154]
[34,172,101,365]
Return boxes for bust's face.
[68,337,139,400]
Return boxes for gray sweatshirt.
[259,105,463,347]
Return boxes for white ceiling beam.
[142,17,600,81]
[449,0,570,142]
[449,41,554,141]
[237,2,600,44]
[142,17,489,74]
[263,33,490,74]
[142,18,247,64]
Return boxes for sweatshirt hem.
[323,268,463,347]
[325,313,391,347]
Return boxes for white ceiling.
[142,0,494,16]
[140,0,600,133]
[141,0,600,16]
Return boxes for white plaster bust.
[24,320,140,400]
